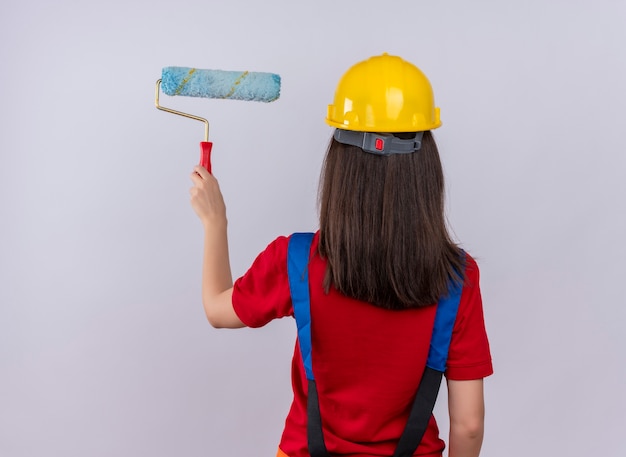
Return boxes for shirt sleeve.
[232,235,294,328]
[445,254,494,380]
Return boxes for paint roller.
[155,66,281,173]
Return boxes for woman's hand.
[189,166,227,228]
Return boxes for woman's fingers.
[193,165,211,181]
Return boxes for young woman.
[189,54,493,457]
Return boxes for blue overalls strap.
[394,258,464,457]
[287,232,316,381]
[287,232,329,457]
[426,273,464,372]
[287,233,465,457]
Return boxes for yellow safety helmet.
[326,53,441,133]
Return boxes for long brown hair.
[317,130,464,310]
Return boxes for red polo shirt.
[233,232,493,457]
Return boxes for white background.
[1,1,625,456]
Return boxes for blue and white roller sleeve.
[161,66,281,102]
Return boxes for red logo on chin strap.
[375,138,384,151]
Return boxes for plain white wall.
[1,1,625,456]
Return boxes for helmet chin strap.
[333,129,424,155]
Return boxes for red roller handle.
[200,141,213,174]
